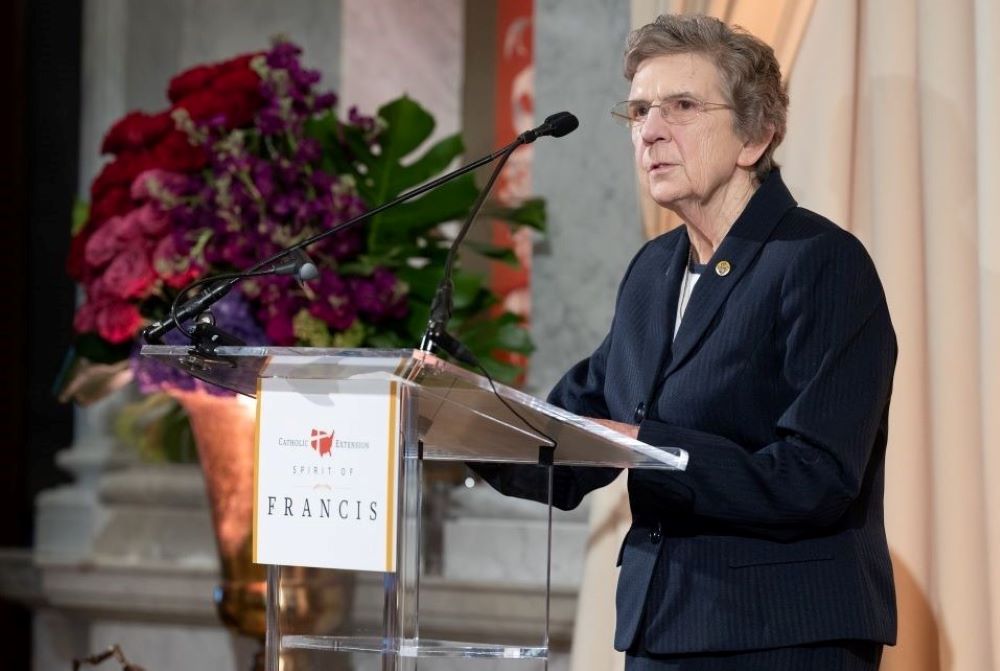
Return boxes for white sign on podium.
[252,377,401,572]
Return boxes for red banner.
[492,0,534,372]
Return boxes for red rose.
[175,86,259,129]
[167,64,217,104]
[151,130,208,172]
[168,54,258,103]
[174,89,231,122]
[101,111,173,155]
[67,230,93,282]
[90,152,157,201]
[216,53,257,75]
[103,246,157,299]
[95,301,144,344]
[213,68,260,97]
[90,185,134,225]
[223,92,260,128]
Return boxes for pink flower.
[73,296,101,334]
[95,301,144,343]
[153,235,203,289]
[103,247,157,299]
[131,202,170,237]
[83,212,148,270]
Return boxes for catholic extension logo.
[310,428,335,457]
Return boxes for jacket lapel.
[643,233,690,394]
[662,172,797,380]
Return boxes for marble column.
[530,0,642,395]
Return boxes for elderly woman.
[479,14,896,670]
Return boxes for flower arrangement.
[64,41,543,459]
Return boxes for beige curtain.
[780,1,1000,669]
[571,1,1000,670]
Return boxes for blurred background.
[1,1,997,670]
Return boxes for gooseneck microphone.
[517,111,580,144]
[420,112,579,363]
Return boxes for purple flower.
[318,227,362,261]
[265,41,303,70]
[308,270,357,330]
[314,92,337,111]
[349,268,408,323]
[295,138,321,164]
[257,106,286,135]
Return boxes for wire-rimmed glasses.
[611,96,732,127]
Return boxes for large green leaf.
[459,313,534,355]
[371,176,479,250]
[482,197,547,232]
[311,95,550,384]
[465,240,519,266]
[387,134,465,198]
[374,97,436,176]
[396,265,441,302]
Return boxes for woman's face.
[630,53,751,212]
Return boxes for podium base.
[282,635,547,660]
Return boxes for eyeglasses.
[611,96,732,127]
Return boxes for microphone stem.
[422,138,523,352]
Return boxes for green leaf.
[74,333,133,364]
[366,330,408,348]
[71,200,90,235]
[476,357,522,385]
[483,197,547,231]
[451,270,487,310]
[465,241,519,266]
[376,97,436,161]
[387,134,465,197]
[301,94,548,387]
[370,175,479,250]
[404,301,431,341]
[459,314,534,355]
[396,265,441,302]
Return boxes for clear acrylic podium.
[142,346,687,670]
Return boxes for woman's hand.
[590,418,640,439]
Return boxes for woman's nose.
[638,108,672,143]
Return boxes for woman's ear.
[737,127,775,168]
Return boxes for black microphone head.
[544,111,579,138]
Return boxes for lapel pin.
[715,260,731,277]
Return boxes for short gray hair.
[624,14,788,182]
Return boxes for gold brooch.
[715,260,731,277]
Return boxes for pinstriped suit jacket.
[476,170,897,654]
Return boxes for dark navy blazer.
[476,170,897,654]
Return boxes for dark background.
[1,0,80,667]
